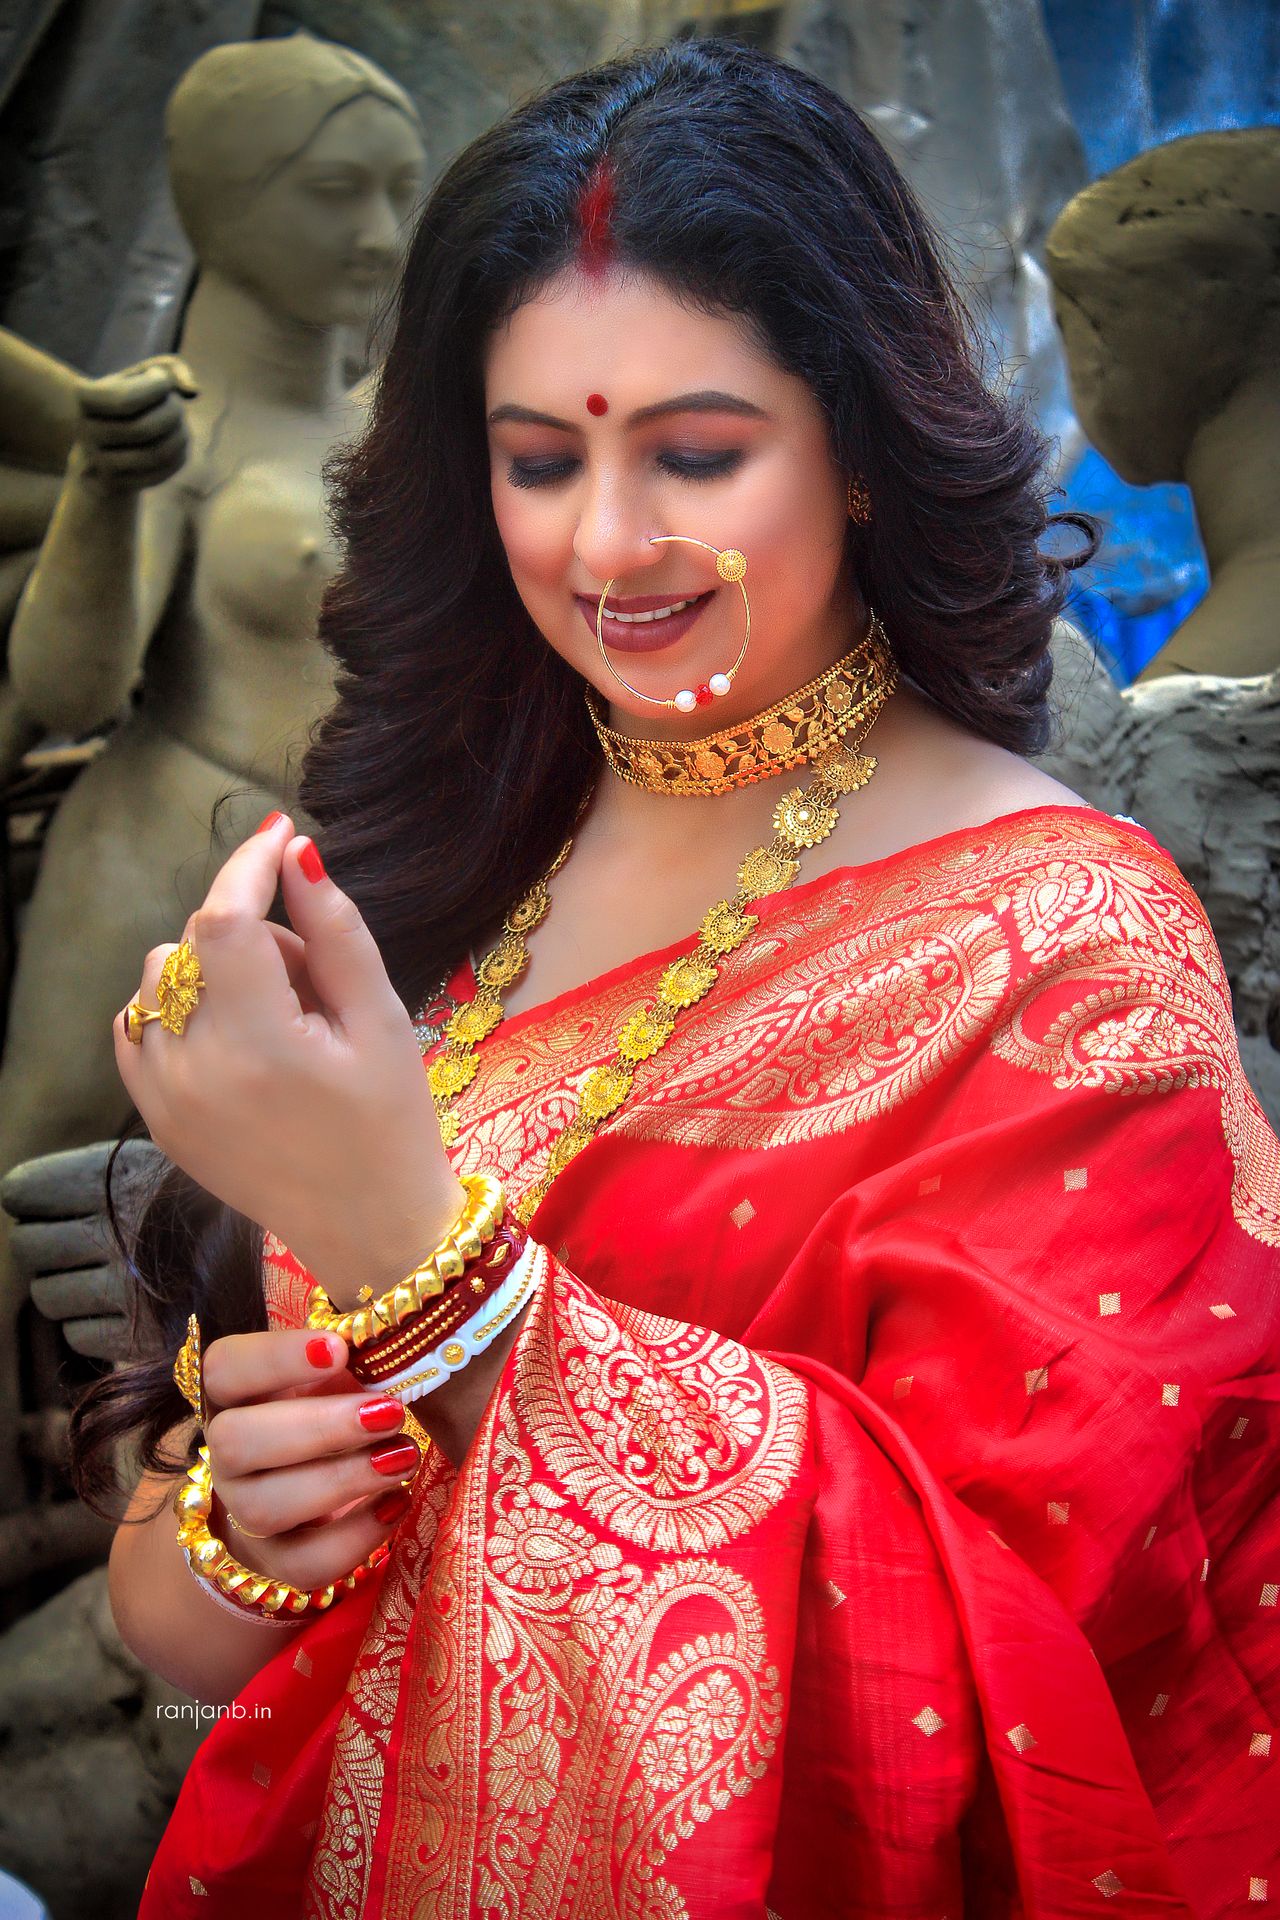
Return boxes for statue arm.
[0,461,66,552]
[7,356,194,735]
[0,327,79,469]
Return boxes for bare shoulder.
[884,683,1089,822]
[828,683,1095,874]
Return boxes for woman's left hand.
[114,813,464,1309]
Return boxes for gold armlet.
[173,1446,388,1620]
[302,1172,505,1350]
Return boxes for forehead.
[484,267,780,400]
[291,96,425,170]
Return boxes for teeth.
[604,597,696,624]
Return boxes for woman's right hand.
[68,354,196,494]
[200,1327,422,1594]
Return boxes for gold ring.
[225,1511,274,1541]
[124,1001,164,1045]
[156,940,206,1036]
[172,1312,207,1427]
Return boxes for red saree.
[139,805,1280,1918]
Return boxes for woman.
[84,39,1277,1919]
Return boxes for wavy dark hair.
[71,35,1095,1513]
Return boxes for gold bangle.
[173,1446,388,1619]
[303,1172,505,1350]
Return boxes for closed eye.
[506,449,744,489]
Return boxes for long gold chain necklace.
[425,628,898,1224]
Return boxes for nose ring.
[595,536,750,712]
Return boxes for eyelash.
[506,450,743,490]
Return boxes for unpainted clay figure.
[1046,127,1280,682]
[0,34,426,1508]
[0,328,79,778]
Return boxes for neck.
[1183,363,1280,571]
[178,269,347,411]
[589,606,893,848]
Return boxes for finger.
[113,944,179,1102]
[30,1264,128,1322]
[13,1213,113,1275]
[207,1386,411,1479]
[214,1481,416,1589]
[213,1435,421,1540]
[136,941,178,1000]
[141,353,199,397]
[92,396,187,448]
[213,1413,420,1543]
[183,813,299,1015]
[115,942,177,1067]
[63,1315,133,1362]
[89,429,187,477]
[107,1138,168,1231]
[264,921,325,1014]
[278,835,399,1036]
[202,1326,350,1412]
[0,1140,122,1220]
[79,361,191,420]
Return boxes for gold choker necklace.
[585,614,896,797]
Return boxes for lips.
[576,588,714,653]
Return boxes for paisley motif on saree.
[141,806,1279,1919]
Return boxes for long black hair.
[72,36,1094,1512]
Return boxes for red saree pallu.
[139,805,1280,1918]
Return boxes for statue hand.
[1,1138,165,1360]
[113,815,465,1312]
[69,354,198,495]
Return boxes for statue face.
[1051,281,1194,486]
[206,95,427,329]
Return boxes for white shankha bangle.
[179,1547,303,1626]
[374,1240,544,1406]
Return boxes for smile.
[604,598,698,624]
[576,589,715,654]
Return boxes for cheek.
[745,468,844,614]
[490,486,566,595]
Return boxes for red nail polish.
[298,839,326,884]
[357,1397,405,1435]
[369,1440,420,1477]
[305,1336,335,1368]
[373,1487,413,1526]
[255,810,284,833]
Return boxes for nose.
[572,475,659,590]
[351,193,404,264]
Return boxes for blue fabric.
[1056,450,1209,684]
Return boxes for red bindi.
[586,393,608,416]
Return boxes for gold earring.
[846,476,872,526]
[595,536,751,712]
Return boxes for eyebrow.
[486,390,769,431]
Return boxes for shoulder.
[886,681,1089,825]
